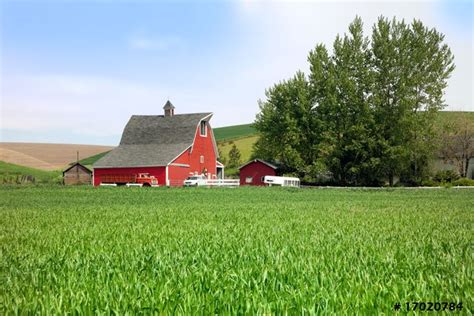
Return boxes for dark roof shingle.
[94,112,212,168]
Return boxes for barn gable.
[94,112,213,168]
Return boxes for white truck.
[183,175,208,187]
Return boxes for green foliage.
[254,16,455,186]
[227,144,242,169]
[0,186,472,313]
[420,179,439,187]
[213,124,256,141]
[371,17,454,185]
[253,71,316,176]
[309,17,378,185]
[0,161,61,184]
[452,178,474,186]
[433,169,460,183]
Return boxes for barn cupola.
[163,100,175,117]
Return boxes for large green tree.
[371,18,455,185]
[253,71,316,176]
[309,17,380,185]
[253,16,455,185]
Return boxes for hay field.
[0,143,113,171]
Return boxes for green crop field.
[1,186,472,314]
[213,124,256,141]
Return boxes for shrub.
[433,170,460,183]
[452,178,474,187]
[421,179,439,187]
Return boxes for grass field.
[0,186,472,314]
[218,136,259,164]
[0,161,61,184]
[213,124,256,141]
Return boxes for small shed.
[63,163,92,185]
[238,159,278,186]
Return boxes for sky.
[1,0,473,145]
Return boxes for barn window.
[200,155,204,163]
[246,176,253,183]
[200,121,207,136]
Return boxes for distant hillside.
[213,124,256,141]
[0,161,61,184]
[437,111,474,125]
[0,143,114,171]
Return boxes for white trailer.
[263,176,300,188]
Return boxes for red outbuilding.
[93,101,223,186]
[238,159,278,186]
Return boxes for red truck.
[100,173,159,187]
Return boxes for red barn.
[238,159,278,186]
[93,101,223,186]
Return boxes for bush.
[433,170,460,183]
[452,178,474,187]
[421,179,439,187]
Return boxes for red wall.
[93,167,166,186]
[239,161,277,186]
[168,121,217,185]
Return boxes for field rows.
[0,186,472,313]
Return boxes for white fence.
[204,179,240,187]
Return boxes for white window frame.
[200,121,207,137]
[200,155,204,164]
[245,176,253,183]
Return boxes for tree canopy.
[254,16,455,185]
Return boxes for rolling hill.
[213,124,256,141]
[0,143,114,171]
[0,161,61,184]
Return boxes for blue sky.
[1,0,473,145]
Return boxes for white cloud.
[128,35,184,51]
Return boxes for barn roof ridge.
[93,112,213,168]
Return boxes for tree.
[253,16,455,186]
[253,71,315,176]
[228,144,242,169]
[309,17,380,185]
[439,114,474,178]
[217,146,227,165]
[371,17,454,185]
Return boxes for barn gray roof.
[94,112,212,168]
